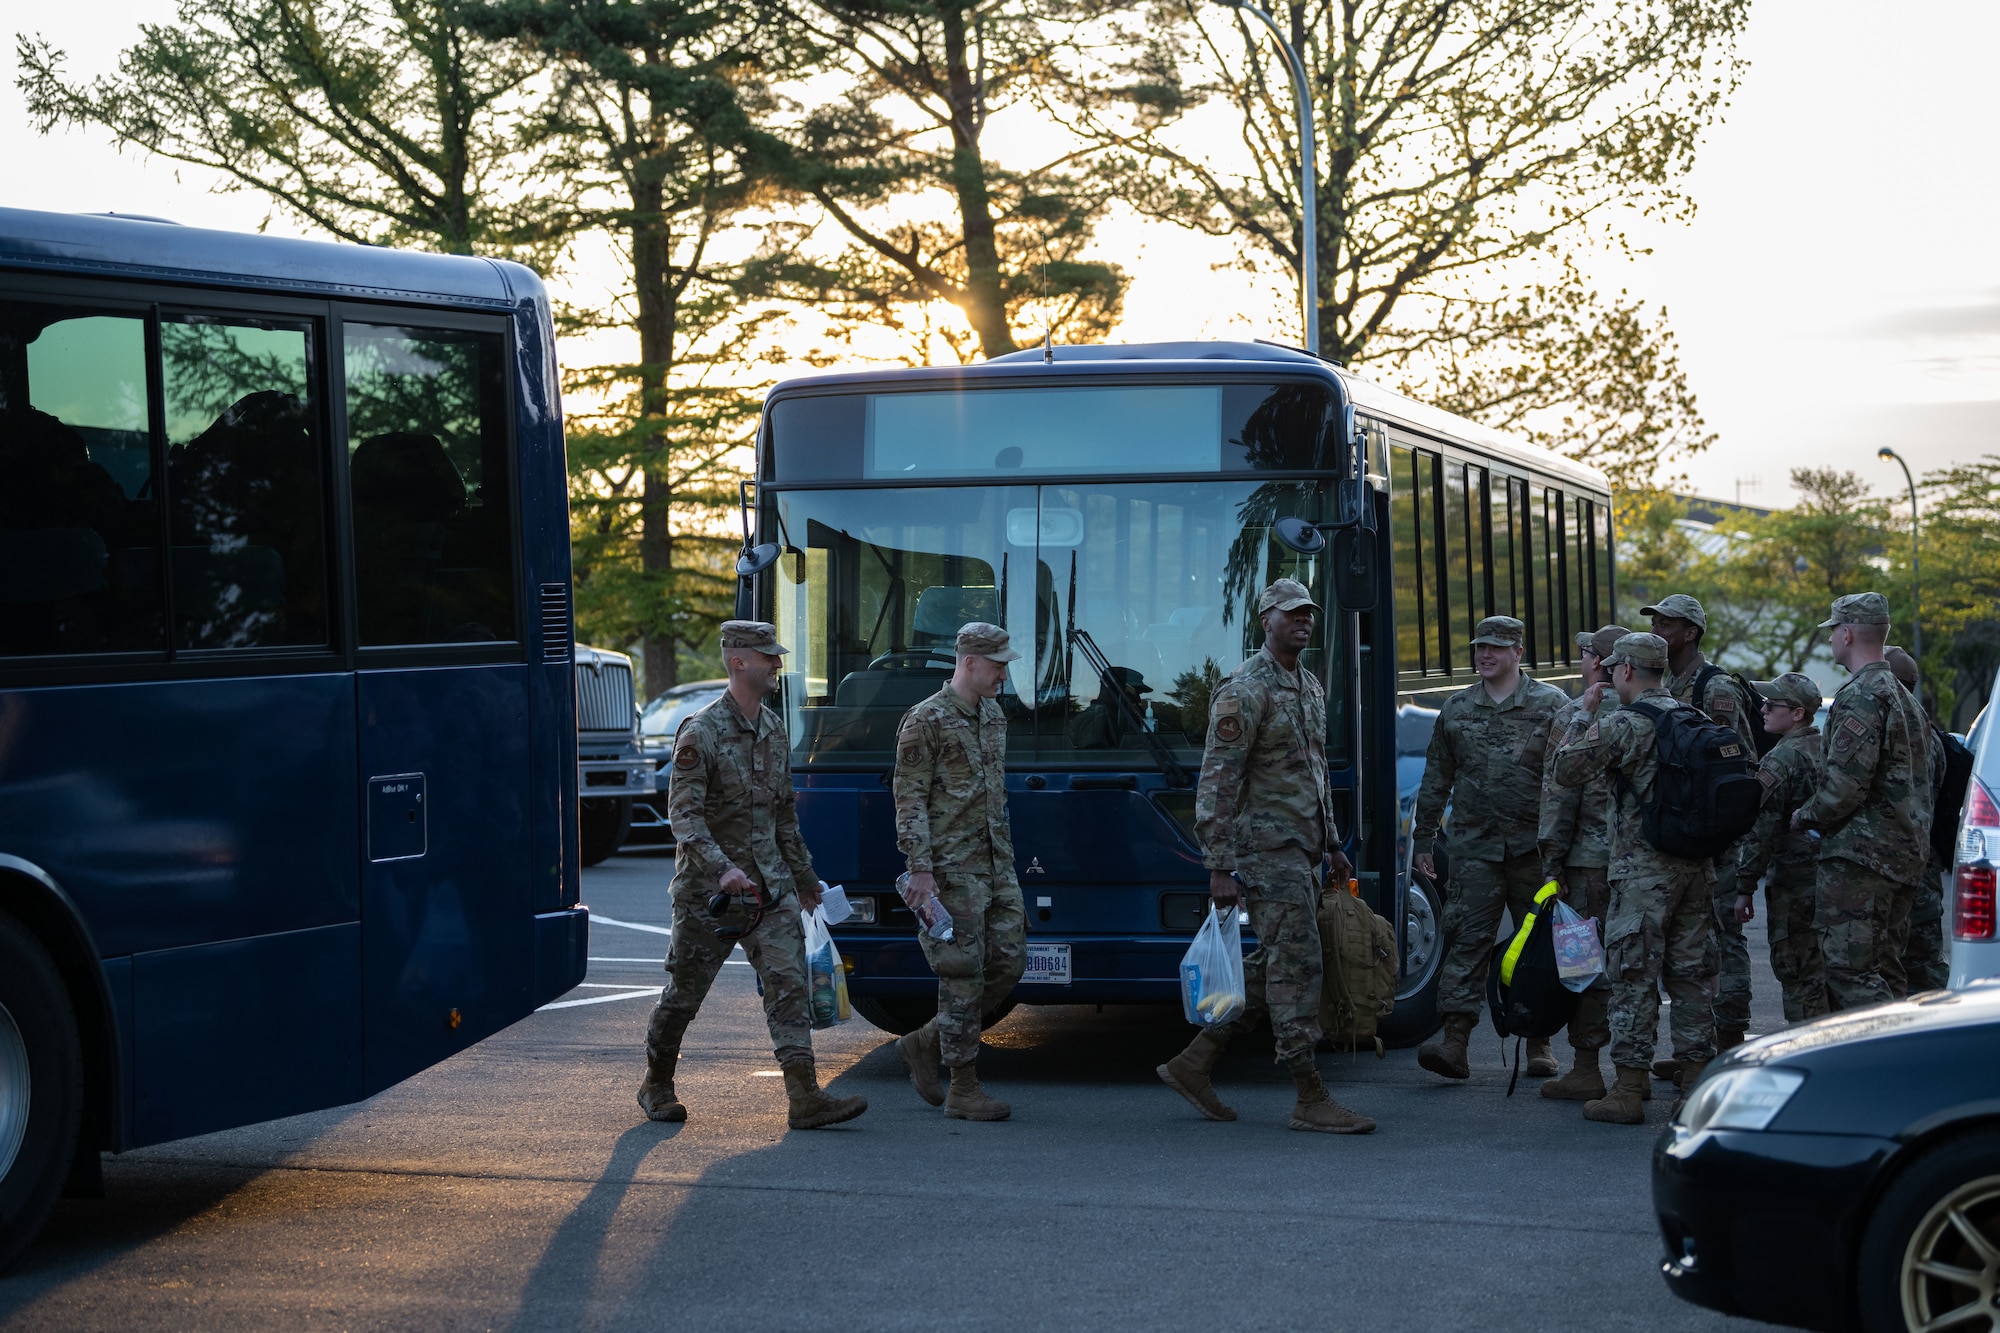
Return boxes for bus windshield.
[772,478,1343,769]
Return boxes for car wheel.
[1378,874,1445,1048]
[579,796,633,867]
[0,914,84,1272]
[1858,1128,2000,1333]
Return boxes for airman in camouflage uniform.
[1795,594,1933,1012]
[1157,578,1375,1135]
[1732,672,1828,1023]
[1537,623,1629,1100]
[1412,615,1569,1083]
[1551,632,1718,1124]
[1887,646,1951,995]
[891,622,1027,1121]
[638,621,867,1130]
[1648,593,1758,1051]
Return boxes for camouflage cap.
[1580,624,1633,659]
[1819,591,1891,629]
[1470,615,1526,648]
[1602,631,1669,671]
[955,621,1021,663]
[1639,593,1707,630]
[719,620,788,655]
[1256,577,1321,615]
[1765,671,1822,712]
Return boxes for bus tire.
[0,914,84,1272]
[851,996,1013,1036]
[1377,871,1446,1049]
[579,796,633,867]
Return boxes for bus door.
[340,318,533,1095]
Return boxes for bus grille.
[539,583,571,663]
[576,662,634,732]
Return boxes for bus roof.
[0,207,542,311]
[775,339,1611,494]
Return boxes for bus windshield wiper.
[1067,627,1194,789]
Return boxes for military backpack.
[1692,663,1778,758]
[1933,722,1976,864]
[1317,881,1397,1056]
[1484,882,1577,1094]
[1620,699,1763,860]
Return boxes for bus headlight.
[1676,1067,1806,1134]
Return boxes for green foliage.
[1168,656,1225,741]
[1887,455,2000,724]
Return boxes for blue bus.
[0,208,587,1265]
[738,342,1612,1043]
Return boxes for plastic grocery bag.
[1551,897,1605,993]
[1179,904,1247,1026]
[804,906,848,1029]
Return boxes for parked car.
[1949,670,2000,988]
[1655,981,2000,1332]
[625,680,728,847]
[575,644,650,865]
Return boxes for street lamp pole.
[1214,0,1318,357]
[1878,446,1921,663]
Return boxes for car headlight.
[1676,1066,1806,1134]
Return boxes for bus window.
[0,302,164,657]
[344,325,517,645]
[1468,463,1491,625]
[1489,471,1517,621]
[1594,500,1614,630]
[161,316,328,650]
[1442,460,1472,653]
[1390,444,1424,674]
[1538,487,1561,663]
[1569,494,1590,647]
[1415,449,1445,674]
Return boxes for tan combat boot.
[1670,1058,1711,1121]
[1416,1014,1474,1080]
[1158,1031,1237,1121]
[944,1062,1011,1121]
[1540,1047,1606,1101]
[1583,1065,1650,1124]
[636,1049,686,1123]
[1525,1037,1558,1078]
[1289,1060,1376,1134]
[896,1019,944,1107]
[780,1056,868,1130]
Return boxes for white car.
[1949,673,1999,987]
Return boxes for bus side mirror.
[1332,528,1378,611]
[735,542,781,577]
[1272,516,1326,555]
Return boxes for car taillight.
[1955,778,1999,941]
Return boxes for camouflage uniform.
[1796,598,1933,1012]
[1194,640,1341,1065]
[1902,723,1952,994]
[1540,686,1612,1052]
[1661,643,1758,1038]
[1552,663,1717,1074]
[1412,620,1569,1027]
[894,642,1027,1068]
[647,676,817,1070]
[1733,681,1828,1024]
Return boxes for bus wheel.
[1377,875,1445,1049]
[579,796,633,867]
[850,997,938,1036]
[0,914,84,1272]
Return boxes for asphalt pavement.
[1,851,1779,1332]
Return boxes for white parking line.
[538,987,657,1011]
[591,914,673,936]
[588,957,662,963]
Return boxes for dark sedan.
[1655,981,2000,1332]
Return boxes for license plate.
[1022,942,1071,985]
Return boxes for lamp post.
[1878,446,1921,663]
[1213,0,1318,356]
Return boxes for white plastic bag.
[804,906,849,1028]
[1552,897,1606,993]
[1179,904,1247,1026]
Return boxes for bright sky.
[7,0,1996,508]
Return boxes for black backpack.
[1486,883,1577,1095]
[1621,700,1763,860]
[1933,723,1975,864]
[1693,663,1778,757]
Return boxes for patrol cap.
[1765,671,1822,711]
[719,620,788,655]
[1580,624,1633,659]
[1470,615,1526,648]
[1639,593,1707,630]
[1257,577,1321,615]
[1602,631,1669,671]
[955,621,1020,663]
[1105,666,1153,694]
[1819,591,1891,629]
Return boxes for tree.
[1889,455,2000,724]
[17,0,565,259]
[751,0,1127,362]
[1048,0,1746,487]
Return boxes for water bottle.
[897,872,955,942]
